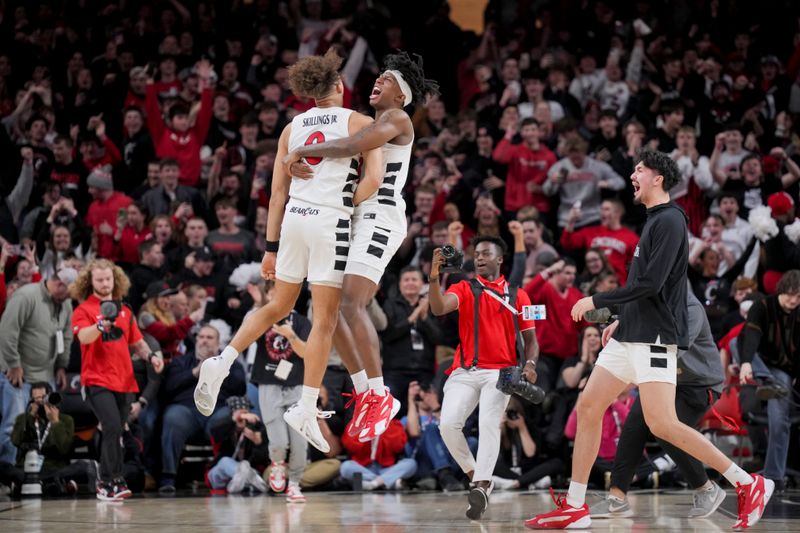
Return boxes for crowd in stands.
[1,0,800,498]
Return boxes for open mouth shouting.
[369,85,382,102]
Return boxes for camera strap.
[34,419,51,451]
[464,280,524,369]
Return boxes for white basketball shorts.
[275,199,350,288]
[595,338,678,385]
[344,209,406,285]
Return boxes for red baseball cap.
[768,191,795,218]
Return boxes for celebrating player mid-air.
[194,49,383,452]
[283,51,438,442]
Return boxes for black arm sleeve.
[737,300,767,365]
[508,251,526,288]
[722,237,758,283]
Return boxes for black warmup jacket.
[593,201,689,348]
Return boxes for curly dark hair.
[287,48,343,100]
[635,149,680,191]
[383,51,440,105]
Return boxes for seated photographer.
[207,396,268,494]
[340,418,417,491]
[428,235,540,520]
[0,266,72,467]
[0,383,75,496]
[159,325,245,493]
[491,397,565,491]
[403,380,473,492]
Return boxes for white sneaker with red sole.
[357,388,401,442]
[524,490,591,529]
[269,461,287,493]
[733,474,775,530]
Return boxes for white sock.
[722,463,754,487]
[350,370,368,395]
[566,481,587,508]
[368,377,385,396]
[301,386,319,413]
[221,346,238,366]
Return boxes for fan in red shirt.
[523,257,587,392]
[70,259,163,501]
[340,419,416,490]
[492,117,557,215]
[146,59,214,187]
[77,117,122,172]
[559,198,639,284]
[112,202,153,267]
[85,166,133,261]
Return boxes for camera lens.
[45,392,61,407]
[440,244,455,259]
[99,300,120,320]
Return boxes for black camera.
[34,392,61,420]
[99,300,124,341]
[100,300,120,321]
[440,244,464,273]
[497,366,545,404]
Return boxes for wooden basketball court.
[2,489,799,532]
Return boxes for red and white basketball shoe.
[733,474,775,530]
[524,489,591,529]
[343,390,371,438]
[357,388,401,442]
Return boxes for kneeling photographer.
[0,383,75,496]
[70,259,164,501]
[429,236,541,520]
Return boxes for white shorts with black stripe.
[595,338,678,385]
[275,198,351,288]
[345,210,406,285]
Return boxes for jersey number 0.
[304,132,325,165]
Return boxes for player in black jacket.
[526,150,773,531]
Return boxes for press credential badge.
[522,305,546,320]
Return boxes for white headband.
[385,70,413,107]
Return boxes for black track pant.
[86,386,131,482]
[611,385,719,493]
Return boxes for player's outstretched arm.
[287,109,407,162]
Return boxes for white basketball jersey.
[288,106,357,213]
[354,137,413,229]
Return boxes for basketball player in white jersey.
[194,50,383,453]
[283,52,438,442]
